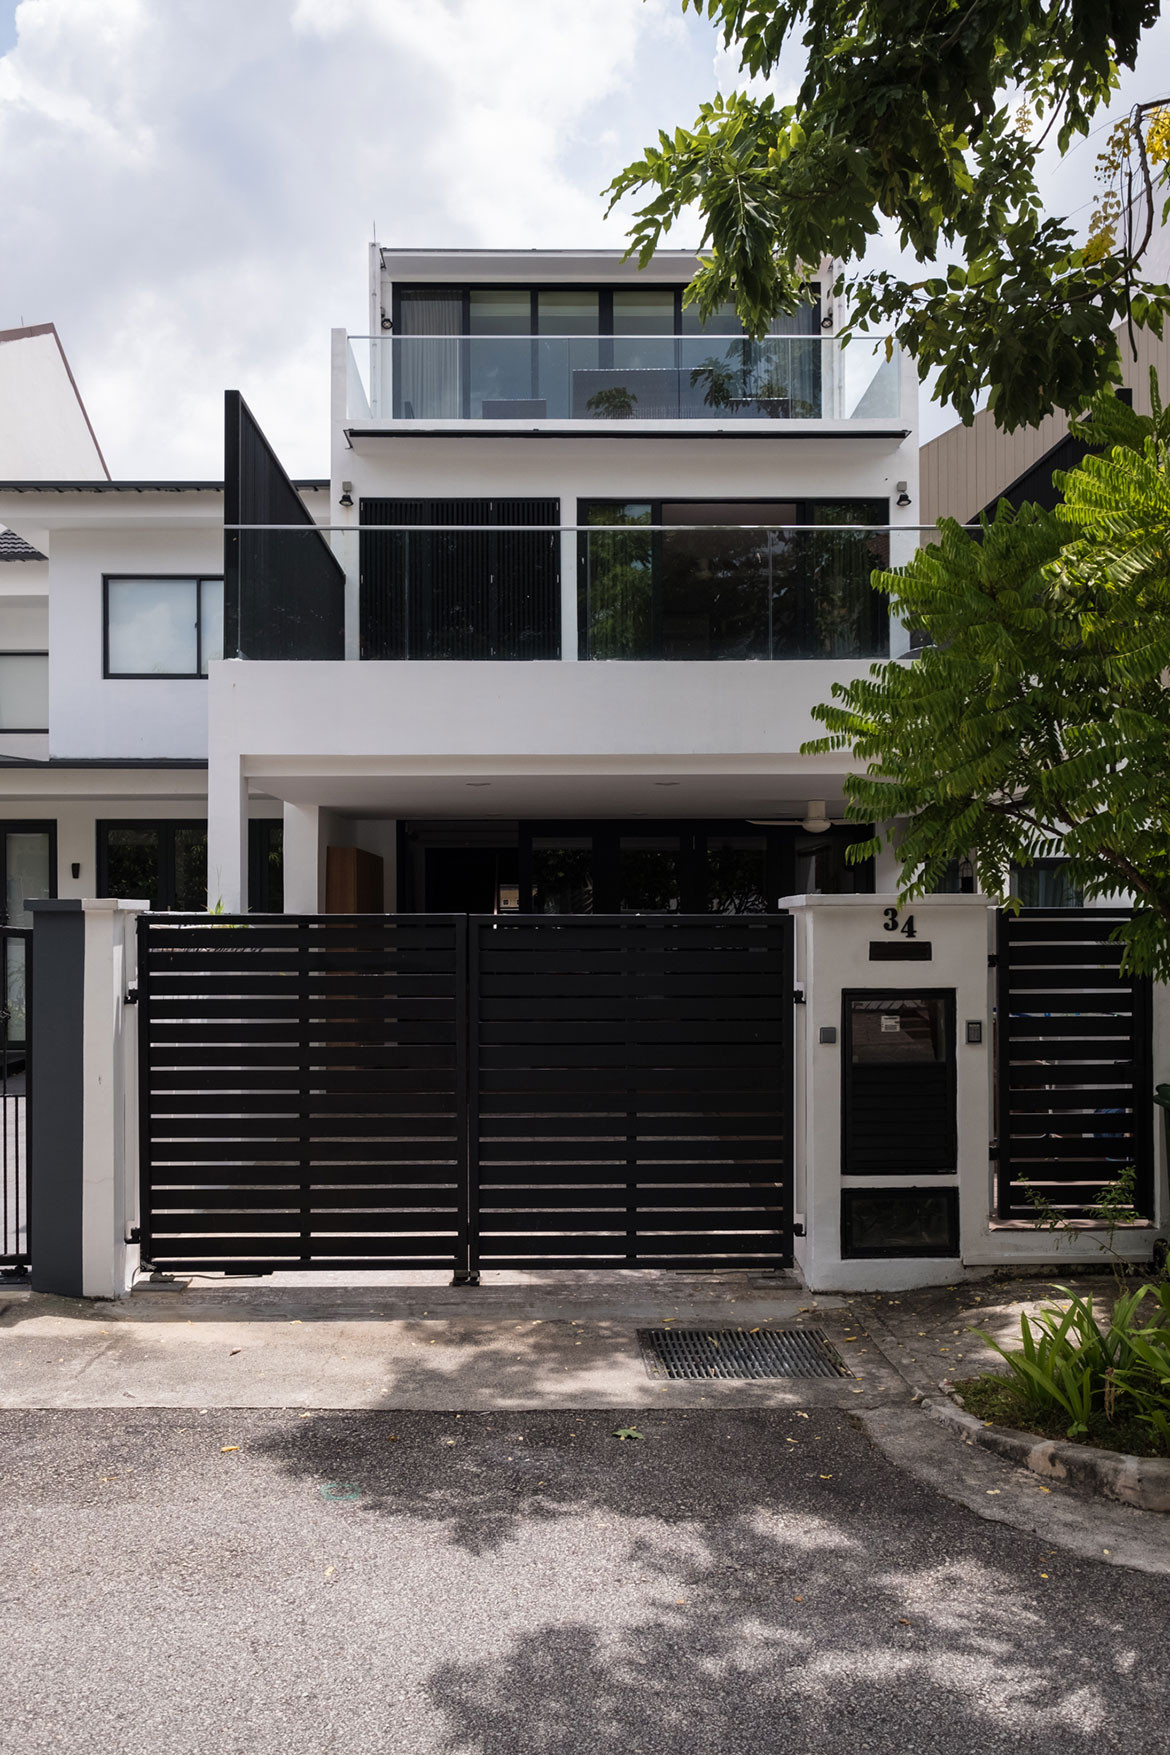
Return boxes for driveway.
[3,1404,1168,1755]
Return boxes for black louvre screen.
[224,390,345,660]
[360,498,560,659]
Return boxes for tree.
[803,382,1170,975]
[606,1,1170,430]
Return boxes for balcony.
[345,334,902,426]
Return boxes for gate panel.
[996,910,1153,1220]
[470,914,793,1270]
[139,915,466,1272]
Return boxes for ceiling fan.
[747,799,834,834]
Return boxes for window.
[841,1187,959,1258]
[104,577,224,677]
[97,820,207,911]
[578,499,889,660]
[0,654,48,731]
[1012,859,1084,908]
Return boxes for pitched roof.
[0,527,46,562]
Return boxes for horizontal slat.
[475,1211,785,1233]
[477,1253,790,1270]
[480,972,787,999]
[150,1116,461,1140]
[149,1186,462,1211]
[145,1211,462,1235]
[476,1140,785,1164]
[477,1021,785,1047]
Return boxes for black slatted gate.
[995,909,1153,1221]
[139,916,466,1273]
[471,915,793,1271]
[138,912,793,1275]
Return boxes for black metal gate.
[995,909,1153,1220]
[0,925,31,1274]
[137,912,793,1275]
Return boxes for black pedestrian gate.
[137,913,794,1276]
[995,909,1153,1221]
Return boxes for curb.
[918,1390,1170,1514]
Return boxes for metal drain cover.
[637,1326,852,1381]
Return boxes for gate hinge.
[792,985,806,1005]
[987,954,998,969]
[988,1144,999,1161]
[129,1226,142,1243]
[124,986,138,1006]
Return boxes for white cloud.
[0,0,717,476]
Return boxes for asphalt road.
[3,1406,1166,1755]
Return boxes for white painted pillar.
[284,802,323,913]
[207,750,248,913]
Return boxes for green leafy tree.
[606,1,1170,430]
[803,381,1170,975]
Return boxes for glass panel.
[537,291,598,334]
[772,506,888,659]
[681,299,744,337]
[103,827,161,907]
[705,836,767,912]
[620,838,680,912]
[469,291,531,335]
[107,579,199,676]
[395,292,462,419]
[0,654,47,730]
[199,579,224,672]
[5,832,50,928]
[1013,861,1084,908]
[174,825,208,910]
[612,290,676,392]
[582,504,654,659]
[532,839,593,913]
[660,502,783,660]
[5,936,27,1049]
[849,996,948,1065]
[844,1189,957,1257]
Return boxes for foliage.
[606,1,1170,430]
[977,1281,1170,1444]
[1016,1165,1141,1285]
[803,377,1170,976]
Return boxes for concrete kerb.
[855,1291,1170,1516]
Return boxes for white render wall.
[47,524,223,760]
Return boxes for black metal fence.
[0,926,31,1273]
[995,910,1153,1220]
[137,913,794,1276]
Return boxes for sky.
[1,0,1168,479]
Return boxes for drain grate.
[637,1326,852,1381]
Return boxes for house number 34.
[882,907,917,939]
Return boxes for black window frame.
[0,819,58,924]
[840,1185,960,1259]
[0,651,49,732]
[96,819,208,912]
[102,574,225,680]
[392,282,822,340]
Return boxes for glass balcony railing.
[345,334,901,424]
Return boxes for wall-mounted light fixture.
[338,481,354,509]
[380,314,392,331]
[896,480,912,507]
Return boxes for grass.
[954,1373,1170,1459]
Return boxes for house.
[0,248,921,924]
[203,246,921,915]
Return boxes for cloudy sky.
[1,0,1168,478]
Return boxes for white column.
[284,802,322,913]
[81,901,143,1298]
[207,751,248,912]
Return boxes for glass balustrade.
[346,335,901,423]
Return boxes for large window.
[392,284,822,422]
[104,577,224,678]
[0,653,48,731]
[578,500,889,660]
[97,820,207,911]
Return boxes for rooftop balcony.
[345,334,902,427]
